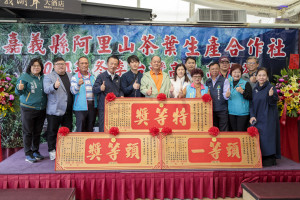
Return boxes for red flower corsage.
[149,127,160,137]
[161,126,172,136]
[58,127,70,136]
[106,92,116,102]
[157,93,167,101]
[202,94,212,102]
[208,126,219,137]
[247,126,259,137]
[109,127,119,136]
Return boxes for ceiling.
[0,2,152,23]
[183,0,300,19]
[234,0,298,7]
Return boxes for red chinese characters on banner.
[43,61,53,75]
[115,59,127,76]
[138,34,159,56]
[73,61,79,73]
[242,63,249,74]
[131,104,191,129]
[225,37,245,57]
[85,138,141,164]
[97,35,112,54]
[27,32,46,55]
[65,61,72,73]
[138,63,146,74]
[267,38,286,58]
[247,37,264,58]
[49,33,70,55]
[188,138,242,162]
[204,36,221,57]
[168,61,178,78]
[161,35,179,56]
[93,59,107,74]
[73,35,92,55]
[118,35,135,53]
[183,36,200,57]
[2,31,23,54]
[205,64,210,78]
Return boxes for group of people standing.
[15,54,280,167]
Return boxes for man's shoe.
[33,152,44,160]
[25,155,37,163]
[49,150,56,160]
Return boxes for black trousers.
[21,107,46,156]
[229,114,249,131]
[74,101,96,132]
[213,110,229,131]
[46,110,72,152]
[98,109,104,132]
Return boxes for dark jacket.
[121,70,144,97]
[93,71,124,110]
[250,81,280,158]
[15,73,47,110]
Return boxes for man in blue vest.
[206,62,230,131]
[70,56,97,132]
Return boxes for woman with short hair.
[226,63,252,131]
[179,68,209,98]
[15,57,47,163]
[250,67,280,166]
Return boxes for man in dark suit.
[92,55,124,132]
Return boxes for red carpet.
[1,144,300,200]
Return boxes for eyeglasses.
[247,62,257,65]
[55,63,66,66]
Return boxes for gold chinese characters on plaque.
[55,132,262,171]
[104,98,213,133]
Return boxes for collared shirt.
[107,70,115,80]
[182,83,206,98]
[71,73,94,101]
[242,70,258,89]
[150,69,163,93]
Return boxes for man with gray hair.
[242,56,259,88]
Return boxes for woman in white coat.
[170,63,190,98]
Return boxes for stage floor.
[1,143,300,174]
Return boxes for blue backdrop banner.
[0,23,298,81]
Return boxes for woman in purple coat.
[250,67,280,167]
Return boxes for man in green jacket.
[140,56,172,97]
